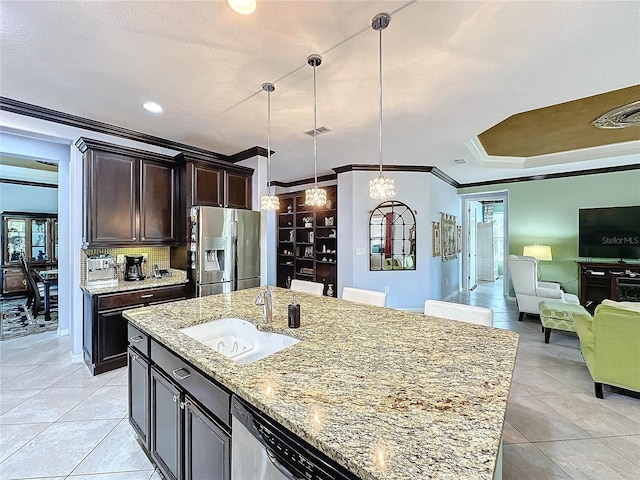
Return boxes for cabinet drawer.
[97,284,187,311]
[128,323,150,357]
[151,340,230,428]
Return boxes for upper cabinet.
[174,153,253,244]
[174,153,253,210]
[76,138,176,248]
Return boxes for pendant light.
[260,82,280,211]
[305,54,327,207]
[369,12,396,200]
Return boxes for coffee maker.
[124,255,145,281]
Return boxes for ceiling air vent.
[592,100,640,129]
[304,126,332,136]
[452,158,467,165]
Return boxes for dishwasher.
[231,395,359,480]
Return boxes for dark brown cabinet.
[151,366,182,480]
[128,346,150,449]
[76,138,177,247]
[130,335,231,480]
[578,262,640,313]
[83,283,187,375]
[276,186,338,296]
[191,163,223,207]
[172,152,253,246]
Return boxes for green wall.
[460,169,640,296]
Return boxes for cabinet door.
[87,151,137,244]
[128,347,150,449]
[140,160,175,243]
[192,164,223,207]
[184,396,230,480]
[96,310,128,367]
[151,367,182,480]
[225,171,251,209]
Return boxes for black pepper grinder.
[288,294,300,328]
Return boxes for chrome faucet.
[255,287,273,325]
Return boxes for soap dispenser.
[288,294,300,328]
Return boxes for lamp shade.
[523,245,552,261]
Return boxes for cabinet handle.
[172,394,179,403]
[140,294,154,299]
[132,353,139,360]
[141,237,146,241]
[132,237,136,241]
[130,335,144,343]
[172,368,191,380]
[180,401,185,410]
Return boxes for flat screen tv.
[578,206,640,260]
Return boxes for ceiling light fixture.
[143,101,163,113]
[369,12,395,201]
[305,54,327,207]
[227,0,256,15]
[260,82,280,211]
[592,100,640,129]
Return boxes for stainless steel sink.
[179,318,299,364]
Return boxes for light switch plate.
[116,254,125,264]
[356,248,366,255]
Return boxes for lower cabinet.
[84,284,187,375]
[128,347,150,449]
[128,328,230,480]
[151,366,182,480]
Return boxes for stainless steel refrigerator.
[188,206,260,296]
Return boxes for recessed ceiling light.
[227,0,256,15]
[143,101,163,113]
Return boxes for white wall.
[337,170,460,310]
[0,182,58,213]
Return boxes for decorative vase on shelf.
[327,284,334,297]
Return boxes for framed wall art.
[441,212,457,261]
[432,221,441,257]
[456,225,462,253]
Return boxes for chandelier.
[260,82,280,211]
[369,13,396,201]
[305,54,327,207]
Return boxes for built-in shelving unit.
[276,186,337,296]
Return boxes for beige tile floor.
[1,281,639,479]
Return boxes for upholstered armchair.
[507,255,579,321]
[573,300,640,398]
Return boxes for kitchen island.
[124,287,519,479]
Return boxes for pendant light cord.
[313,63,319,188]
[378,25,383,176]
[267,89,272,195]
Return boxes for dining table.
[36,268,58,321]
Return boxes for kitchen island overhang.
[124,287,519,480]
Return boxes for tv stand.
[578,261,640,314]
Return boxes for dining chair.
[289,279,324,296]
[423,299,493,326]
[18,254,58,319]
[341,287,387,307]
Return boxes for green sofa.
[574,300,640,399]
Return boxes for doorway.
[461,191,509,297]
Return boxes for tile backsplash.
[81,247,170,283]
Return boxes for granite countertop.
[80,268,187,295]
[124,287,519,480]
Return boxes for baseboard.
[68,351,83,363]
[443,289,462,301]
[57,328,69,337]
[395,307,424,313]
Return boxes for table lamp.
[523,245,552,280]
